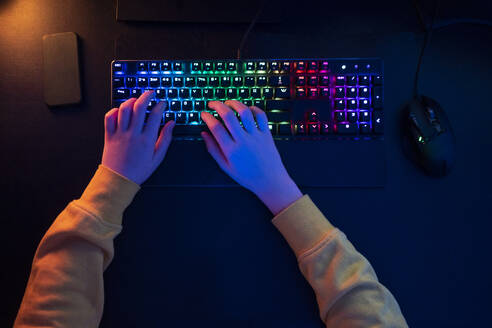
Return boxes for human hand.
[201,100,302,215]
[102,91,175,185]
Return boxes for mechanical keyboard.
[110,58,385,187]
[111,59,384,139]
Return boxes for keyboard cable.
[236,0,266,60]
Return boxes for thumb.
[152,120,175,170]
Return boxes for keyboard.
[111,59,384,139]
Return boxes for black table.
[1,0,491,326]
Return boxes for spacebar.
[172,124,205,135]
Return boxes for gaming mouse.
[401,95,455,177]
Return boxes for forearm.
[272,195,408,327]
[14,166,139,328]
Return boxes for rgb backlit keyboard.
[111,59,384,138]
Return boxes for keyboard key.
[215,62,225,71]
[359,98,370,109]
[360,123,371,134]
[155,89,166,99]
[173,77,184,87]
[373,111,383,134]
[278,123,291,135]
[268,123,278,134]
[319,75,330,86]
[245,61,255,71]
[295,122,306,134]
[253,100,264,109]
[372,87,382,108]
[220,76,231,87]
[137,62,148,71]
[244,76,255,86]
[334,111,345,122]
[149,62,159,71]
[347,99,357,109]
[295,61,306,71]
[164,111,175,122]
[269,75,290,87]
[125,77,136,87]
[336,123,357,134]
[179,89,190,98]
[257,61,267,71]
[335,87,345,98]
[161,62,171,71]
[359,110,370,122]
[170,100,181,111]
[203,88,214,99]
[334,99,345,110]
[130,89,142,97]
[215,88,226,99]
[319,61,329,71]
[113,89,129,99]
[373,75,383,85]
[113,78,124,88]
[335,76,345,86]
[359,87,370,98]
[308,87,318,97]
[209,77,220,87]
[227,62,237,71]
[113,62,123,71]
[347,87,357,98]
[226,88,237,98]
[161,77,172,87]
[251,88,261,98]
[167,88,178,98]
[320,87,330,97]
[182,100,193,111]
[274,87,290,98]
[321,122,330,134]
[308,76,318,86]
[239,88,250,98]
[194,100,205,111]
[173,124,205,135]
[191,62,201,71]
[307,61,318,72]
[149,77,160,87]
[296,76,306,86]
[309,123,320,135]
[307,111,319,122]
[176,112,187,123]
[243,100,253,106]
[347,75,357,86]
[233,76,243,87]
[347,111,358,122]
[197,77,208,87]
[185,77,196,87]
[173,62,183,71]
[281,61,291,72]
[266,100,292,111]
[263,87,273,99]
[359,75,370,85]
[137,77,148,87]
[269,61,280,71]
[191,89,202,98]
[257,76,267,86]
[203,62,213,71]
[188,112,200,123]
[296,87,306,97]
[266,111,290,122]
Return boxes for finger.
[201,131,229,171]
[250,106,269,132]
[224,100,256,133]
[201,111,233,149]
[131,90,155,132]
[152,120,175,170]
[143,101,166,137]
[208,101,243,140]
[118,98,137,131]
[104,108,119,136]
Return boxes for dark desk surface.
[1,0,491,327]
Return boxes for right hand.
[201,100,302,215]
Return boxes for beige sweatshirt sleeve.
[272,195,408,327]
[14,165,140,328]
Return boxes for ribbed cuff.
[77,165,140,225]
[271,195,335,257]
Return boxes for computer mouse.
[400,95,455,177]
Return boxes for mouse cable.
[236,0,266,60]
[412,0,440,99]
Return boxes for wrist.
[255,176,303,216]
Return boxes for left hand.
[101,90,175,184]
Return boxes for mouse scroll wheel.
[426,107,436,120]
